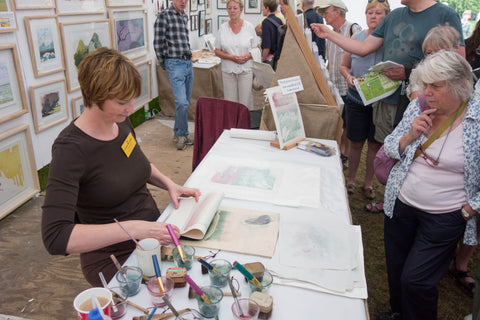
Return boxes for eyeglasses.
[417,144,440,167]
[368,0,386,3]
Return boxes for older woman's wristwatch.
[462,207,470,219]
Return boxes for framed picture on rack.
[71,96,85,118]
[106,0,144,6]
[56,0,105,15]
[217,0,226,9]
[205,0,211,14]
[60,19,111,92]
[0,43,28,124]
[134,60,152,111]
[0,124,40,220]
[30,79,69,133]
[205,18,212,34]
[14,0,55,9]
[0,0,17,33]
[217,15,228,29]
[109,9,148,60]
[25,15,64,78]
[190,0,197,12]
[198,10,205,36]
[244,0,261,14]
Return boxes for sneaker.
[176,136,194,150]
[173,135,179,143]
[340,154,349,170]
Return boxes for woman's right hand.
[407,108,436,140]
[310,23,331,39]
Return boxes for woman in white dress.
[214,0,259,110]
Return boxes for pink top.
[398,123,466,214]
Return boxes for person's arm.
[339,46,354,89]
[153,13,167,69]
[310,23,383,57]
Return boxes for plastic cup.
[136,238,161,277]
[208,259,232,288]
[248,270,273,294]
[231,298,260,320]
[172,245,195,270]
[108,287,128,320]
[147,276,175,307]
[195,286,223,318]
[115,265,143,297]
[73,287,113,320]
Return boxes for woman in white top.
[215,0,259,110]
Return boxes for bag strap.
[413,101,467,160]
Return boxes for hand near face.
[408,108,436,141]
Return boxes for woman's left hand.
[384,66,406,81]
[232,54,250,64]
[168,184,201,209]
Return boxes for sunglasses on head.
[368,0,386,3]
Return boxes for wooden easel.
[270,137,305,150]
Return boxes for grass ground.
[347,146,479,319]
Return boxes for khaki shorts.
[372,101,398,143]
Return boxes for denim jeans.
[165,58,193,137]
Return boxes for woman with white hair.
[381,50,480,320]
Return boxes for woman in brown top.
[41,48,200,286]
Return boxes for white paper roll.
[229,128,277,141]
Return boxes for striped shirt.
[326,21,361,96]
[153,6,191,67]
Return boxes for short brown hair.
[262,0,277,12]
[78,47,141,109]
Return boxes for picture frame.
[25,15,64,78]
[71,95,85,118]
[205,18,212,34]
[216,0,226,9]
[14,0,55,9]
[0,43,28,124]
[198,0,204,6]
[134,60,152,111]
[0,124,40,220]
[189,14,197,31]
[109,9,148,60]
[0,0,17,33]
[244,0,261,14]
[190,0,197,12]
[30,79,68,133]
[205,0,211,14]
[106,0,144,6]
[217,15,228,29]
[56,0,105,15]
[198,10,205,36]
[60,19,111,92]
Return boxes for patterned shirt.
[326,21,361,96]
[154,6,191,67]
[383,95,480,245]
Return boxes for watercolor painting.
[110,10,148,60]
[0,62,13,108]
[182,207,280,257]
[0,125,40,220]
[30,79,68,133]
[211,166,275,190]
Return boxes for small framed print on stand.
[0,124,40,220]
[25,15,64,78]
[29,79,69,133]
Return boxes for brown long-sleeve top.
[41,119,160,286]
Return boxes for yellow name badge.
[121,132,136,158]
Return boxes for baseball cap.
[316,0,348,12]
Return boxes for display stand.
[270,137,305,150]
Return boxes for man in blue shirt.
[302,0,325,60]
[154,0,194,150]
